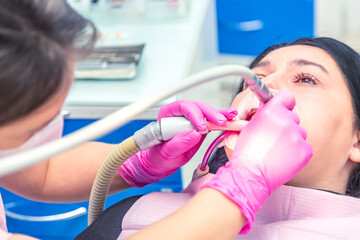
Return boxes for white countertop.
[63,0,215,119]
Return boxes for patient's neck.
[286,160,354,195]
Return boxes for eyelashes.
[242,72,319,90]
[293,73,318,85]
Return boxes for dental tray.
[74,44,145,80]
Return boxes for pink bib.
[119,174,360,239]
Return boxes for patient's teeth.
[236,93,260,120]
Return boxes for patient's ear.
[350,130,360,163]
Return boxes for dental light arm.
[0,64,271,225]
[0,65,265,177]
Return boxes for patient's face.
[229,45,356,193]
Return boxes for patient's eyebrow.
[290,59,329,74]
[252,60,271,69]
[253,59,329,75]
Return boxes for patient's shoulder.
[75,195,144,240]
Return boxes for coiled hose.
[88,136,140,225]
[86,65,271,225]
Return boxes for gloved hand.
[119,100,238,187]
[202,91,313,234]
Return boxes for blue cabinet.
[217,0,314,55]
[2,119,183,239]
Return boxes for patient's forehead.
[252,45,340,74]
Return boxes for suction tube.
[88,137,140,225]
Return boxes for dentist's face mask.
[0,113,64,158]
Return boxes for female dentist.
[0,0,236,239]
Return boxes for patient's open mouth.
[246,109,258,121]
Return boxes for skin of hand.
[126,187,247,240]
[8,234,39,240]
[0,81,128,202]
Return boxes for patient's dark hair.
[0,0,97,125]
[208,37,360,198]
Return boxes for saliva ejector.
[88,68,273,225]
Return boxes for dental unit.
[0,65,271,225]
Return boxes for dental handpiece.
[134,75,272,150]
[133,117,249,150]
[244,74,272,102]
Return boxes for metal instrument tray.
[75,44,145,80]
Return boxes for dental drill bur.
[243,74,273,102]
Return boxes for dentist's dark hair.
[209,37,360,198]
[0,0,97,125]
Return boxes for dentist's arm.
[127,91,313,239]
[0,141,123,202]
[127,187,246,240]
[0,101,236,202]
[8,234,38,240]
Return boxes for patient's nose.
[262,75,281,90]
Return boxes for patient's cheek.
[225,147,233,160]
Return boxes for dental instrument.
[88,70,272,224]
[0,64,270,224]
[134,72,273,150]
[134,117,248,150]
[245,74,272,102]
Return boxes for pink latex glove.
[202,91,313,234]
[119,100,238,187]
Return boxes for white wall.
[316,0,360,51]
